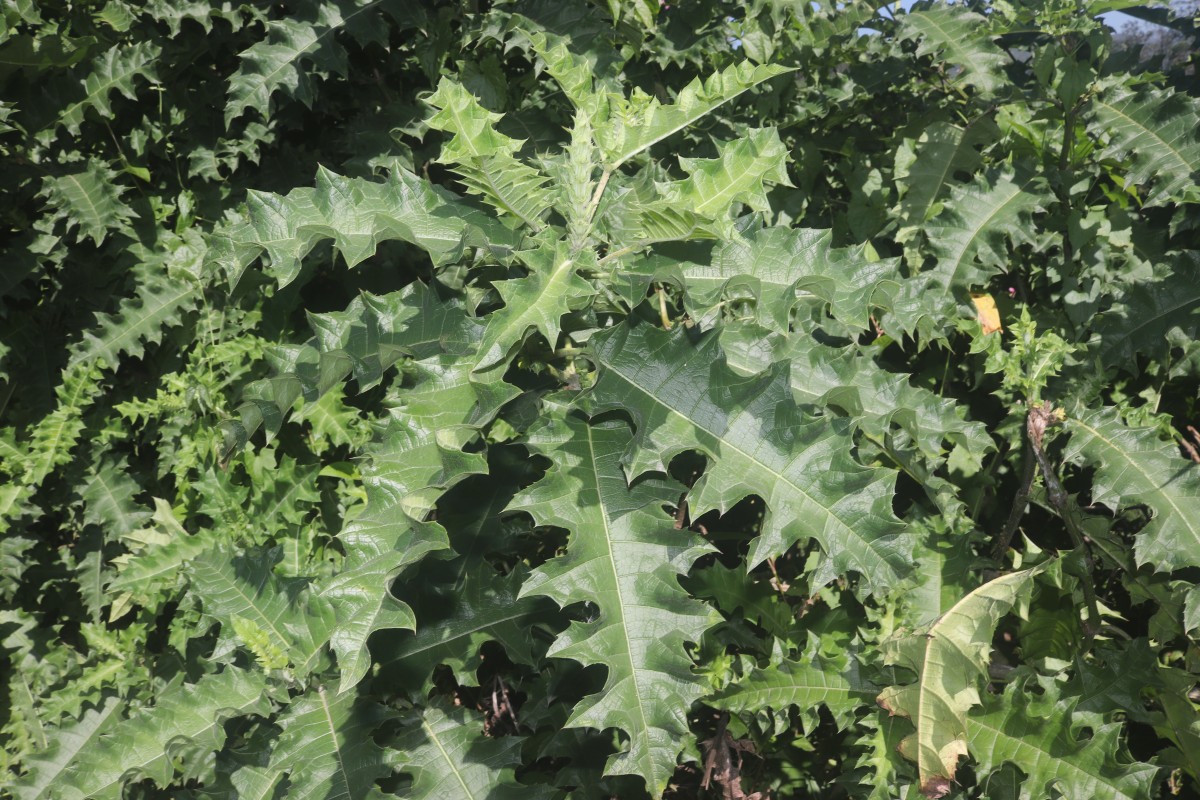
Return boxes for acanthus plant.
[2,0,1200,798]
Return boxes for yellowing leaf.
[878,565,1045,795]
[971,292,1002,334]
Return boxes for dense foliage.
[2,0,1200,797]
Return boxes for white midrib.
[444,102,543,231]
[213,566,292,657]
[423,717,475,797]
[585,424,653,766]
[603,361,883,579]
[318,687,355,799]
[966,714,1135,796]
[477,257,574,371]
[1071,415,1199,544]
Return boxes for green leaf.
[590,322,911,595]
[513,405,714,795]
[10,696,123,800]
[524,30,599,112]
[660,127,790,224]
[0,33,94,81]
[108,497,212,599]
[473,242,596,375]
[187,547,335,679]
[1091,253,1200,372]
[54,667,272,799]
[23,361,104,487]
[968,673,1159,799]
[658,225,896,332]
[877,565,1045,796]
[377,468,557,692]
[208,167,519,288]
[894,120,991,228]
[291,386,369,450]
[1090,84,1200,206]
[320,355,487,693]
[79,457,149,539]
[899,5,1007,95]
[1064,406,1200,573]
[222,282,486,454]
[719,322,991,466]
[889,170,1045,338]
[392,704,554,799]
[708,646,869,728]
[224,0,386,125]
[426,78,553,231]
[70,233,204,367]
[597,62,792,169]
[778,335,992,463]
[39,160,136,245]
[260,686,394,800]
[58,42,160,135]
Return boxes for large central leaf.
[589,321,911,594]
[513,405,714,795]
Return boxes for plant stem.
[1025,405,1100,647]
[992,438,1035,561]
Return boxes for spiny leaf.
[222,282,484,454]
[79,457,149,539]
[590,322,911,595]
[968,672,1159,799]
[392,703,554,799]
[894,120,991,228]
[207,167,520,288]
[108,497,213,599]
[597,62,792,169]
[659,127,790,224]
[877,565,1045,797]
[291,386,370,449]
[785,336,991,462]
[377,469,557,692]
[1064,406,1200,573]
[70,232,204,367]
[261,686,394,800]
[23,361,104,487]
[378,564,549,694]
[39,160,136,246]
[1091,252,1200,372]
[889,170,1046,339]
[321,355,487,693]
[224,0,385,125]
[656,225,897,332]
[473,242,595,376]
[10,696,123,800]
[899,5,1007,95]
[525,30,599,112]
[187,547,336,679]
[426,78,553,231]
[714,328,991,463]
[1090,83,1200,206]
[708,643,870,729]
[0,33,94,81]
[618,128,793,246]
[54,667,272,800]
[58,42,159,135]
[512,405,714,795]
